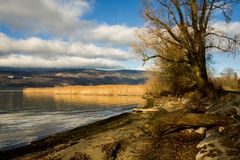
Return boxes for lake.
[0,91,145,151]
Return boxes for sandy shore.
[1,94,239,160]
[0,112,146,159]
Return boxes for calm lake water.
[0,91,145,150]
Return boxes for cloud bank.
[0,0,139,69]
[0,0,138,45]
[0,33,132,60]
[0,32,135,68]
[0,54,123,69]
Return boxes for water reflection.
[0,92,145,150]
[24,93,146,107]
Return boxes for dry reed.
[23,85,146,96]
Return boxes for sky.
[0,0,239,74]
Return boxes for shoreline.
[0,109,135,151]
[0,112,132,159]
[1,94,239,160]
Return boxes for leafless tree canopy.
[135,0,240,94]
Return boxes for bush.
[212,77,239,90]
[145,72,172,97]
[145,55,198,97]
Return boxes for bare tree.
[135,0,240,95]
[221,67,235,78]
[234,72,238,83]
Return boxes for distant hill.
[0,68,147,88]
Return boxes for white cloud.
[0,0,92,35]
[0,54,123,69]
[0,32,138,69]
[0,0,138,46]
[90,25,138,46]
[211,21,240,36]
[206,21,240,53]
[0,33,133,60]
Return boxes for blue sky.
[0,0,239,74]
[83,0,143,26]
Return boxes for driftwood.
[133,108,159,112]
[107,142,121,160]
[146,112,236,136]
[102,141,122,160]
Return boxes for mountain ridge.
[0,68,147,88]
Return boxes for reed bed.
[23,85,146,96]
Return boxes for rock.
[195,127,207,135]
[197,94,240,159]
[196,123,240,160]
[206,94,240,118]
[185,128,195,133]
[218,127,224,133]
[153,96,188,112]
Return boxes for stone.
[196,124,240,160]
[195,127,207,135]
[218,127,224,133]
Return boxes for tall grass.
[23,85,145,96]
[145,74,171,97]
[212,77,240,91]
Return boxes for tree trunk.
[193,51,216,97]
